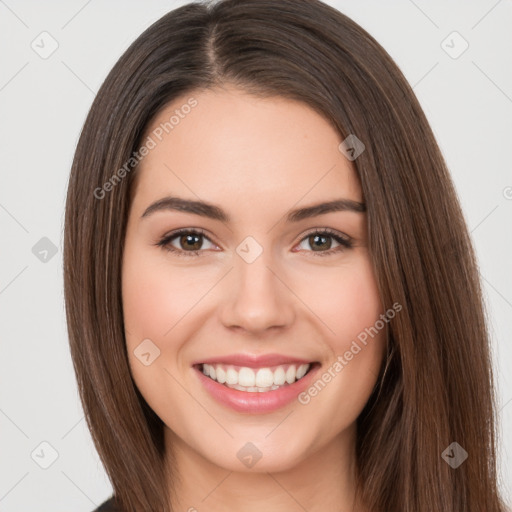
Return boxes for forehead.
[132,86,362,213]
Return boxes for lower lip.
[194,364,320,413]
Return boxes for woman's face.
[122,85,386,473]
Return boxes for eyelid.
[294,227,353,256]
[155,227,217,255]
[298,227,352,244]
[155,227,353,257]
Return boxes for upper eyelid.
[161,227,351,249]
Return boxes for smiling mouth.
[194,362,319,393]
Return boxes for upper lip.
[193,353,316,368]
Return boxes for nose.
[219,248,295,335]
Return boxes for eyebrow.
[141,195,366,223]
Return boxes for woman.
[63,0,509,511]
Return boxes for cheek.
[122,249,213,342]
[298,256,383,346]
[121,246,223,410]
[121,246,189,389]
[294,257,386,417]
[121,247,197,422]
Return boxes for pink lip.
[194,362,321,413]
[193,353,314,368]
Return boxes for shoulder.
[92,496,121,512]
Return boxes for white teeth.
[226,368,238,385]
[238,367,255,387]
[285,365,296,384]
[216,366,226,384]
[296,364,309,379]
[226,383,281,392]
[273,366,286,386]
[201,362,312,391]
[255,368,274,388]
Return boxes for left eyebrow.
[140,195,366,222]
[287,198,366,221]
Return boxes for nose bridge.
[221,238,295,332]
[236,246,277,296]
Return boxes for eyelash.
[155,227,353,258]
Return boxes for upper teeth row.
[202,363,311,387]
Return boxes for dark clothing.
[93,496,120,511]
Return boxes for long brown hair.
[63,1,508,510]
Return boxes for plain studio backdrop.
[0,1,511,510]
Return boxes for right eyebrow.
[141,196,228,221]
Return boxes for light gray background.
[1,1,511,510]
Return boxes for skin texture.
[122,85,386,512]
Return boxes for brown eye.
[178,233,203,251]
[308,233,333,251]
[296,229,353,256]
[156,228,216,257]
